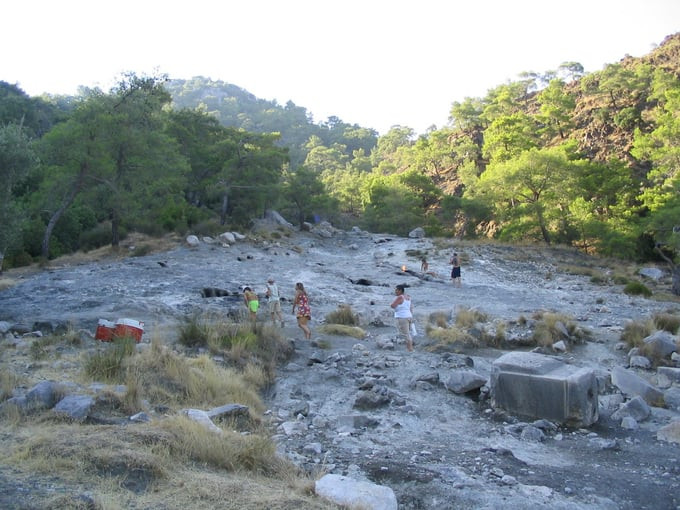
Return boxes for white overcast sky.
[3,0,679,135]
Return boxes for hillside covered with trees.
[1,33,679,288]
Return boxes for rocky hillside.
[1,225,680,508]
[566,32,680,168]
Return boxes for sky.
[3,0,679,135]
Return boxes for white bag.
[410,322,418,337]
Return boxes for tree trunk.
[111,211,120,248]
[672,267,680,297]
[220,191,228,226]
[41,161,89,258]
[536,208,551,245]
[654,246,680,296]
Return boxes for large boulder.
[490,352,598,427]
[315,474,397,510]
[610,366,665,407]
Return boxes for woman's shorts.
[249,301,259,313]
[297,315,310,325]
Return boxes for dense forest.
[1,33,679,287]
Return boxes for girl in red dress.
[292,282,312,339]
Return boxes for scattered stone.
[611,366,665,407]
[315,474,398,510]
[657,420,680,444]
[443,370,487,394]
[53,394,94,421]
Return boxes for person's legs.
[297,316,311,339]
[397,318,414,351]
[274,301,284,327]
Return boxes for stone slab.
[490,352,598,427]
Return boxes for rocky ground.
[1,224,680,509]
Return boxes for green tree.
[537,79,575,140]
[37,90,112,257]
[482,113,539,163]
[282,166,333,226]
[0,122,37,270]
[476,147,576,244]
[360,174,422,235]
[632,69,680,292]
[220,131,287,225]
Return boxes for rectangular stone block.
[490,352,599,427]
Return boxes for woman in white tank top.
[390,284,414,352]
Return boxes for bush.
[653,312,680,334]
[623,281,652,297]
[83,337,137,382]
[620,320,654,348]
[316,324,366,339]
[455,307,488,328]
[324,305,359,326]
[530,311,588,347]
[428,311,450,328]
[178,315,211,347]
[79,223,127,252]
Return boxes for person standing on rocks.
[450,251,462,287]
[292,282,312,339]
[390,284,414,352]
[243,286,259,322]
[265,277,285,328]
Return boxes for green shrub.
[178,315,210,348]
[79,223,125,252]
[623,281,652,297]
[130,244,153,257]
[612,274,630,285]
[7,251,33,269]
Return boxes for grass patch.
[455,307,488,328]
[1,369,24,401]
[179,315,293,381]
[3,421,326,509]
[324,305,359,326]
[83,336,137,382]
[128,343,266,412]
[653,312,680,334]
[531,311,589,347]
[623,280,652,297]
[428,311,450,328]
[425,325,477,350]
[316,324,366,339]
[620,319,654,349]
[160,415,285,474]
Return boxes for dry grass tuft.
[620,319,655,349]
[159,415,285,474]
[653,312,680,334]
[82,336,137,382]
[317,324,366,339]
[530,311,589,347]
[130,346,266,413]
[455,307,488,328]
[425,324,478,350]
[427,311,450,328]
[178,315,292,382]
[324,305,359,326]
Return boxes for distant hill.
[165,77,378,168]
